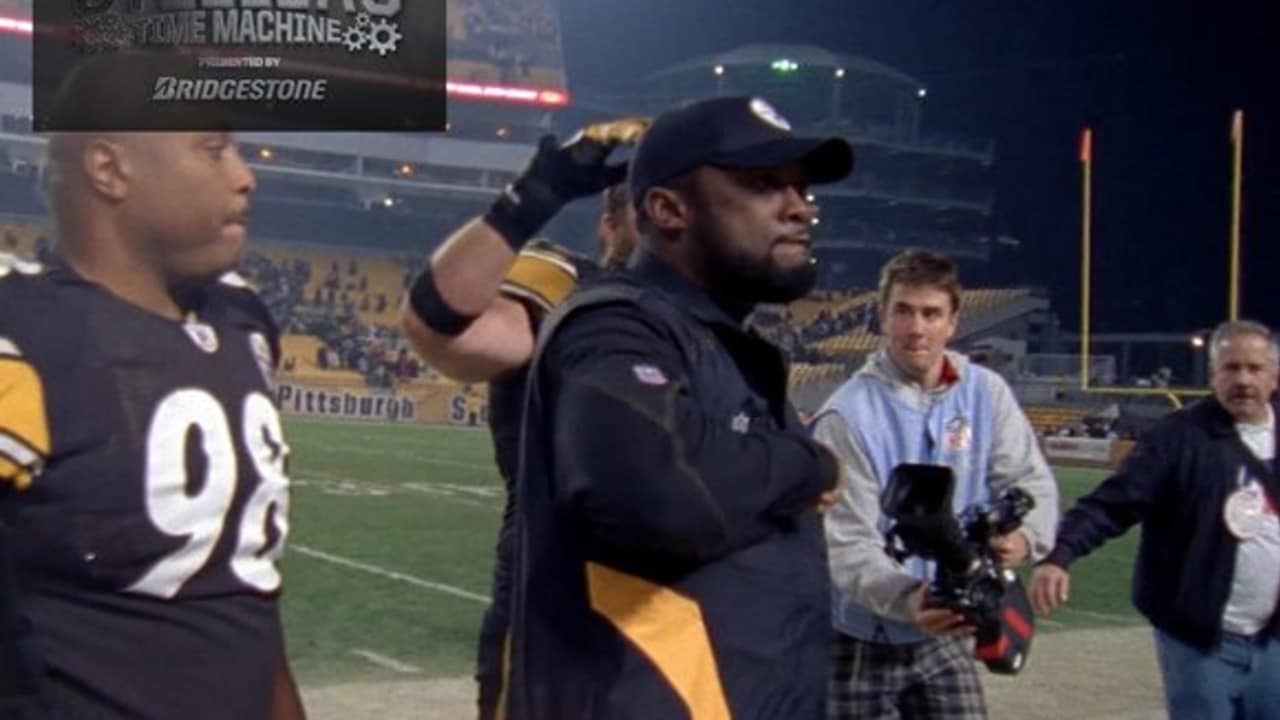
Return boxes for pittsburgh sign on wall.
[34,0,445,131]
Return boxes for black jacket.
[504,253,836,719]
[1047,397,1280,650]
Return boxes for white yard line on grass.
[292,470,500,509]
[349,649,423,675]
[293,545,490,604]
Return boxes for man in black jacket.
[1032,320,1280,720]
[504,96,853,719]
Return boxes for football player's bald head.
[46,131,257,285]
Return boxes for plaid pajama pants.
[828,632,987,720]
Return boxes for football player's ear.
[81,134,133,203]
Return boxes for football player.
[0,129,305,718]
[401,118,644,720]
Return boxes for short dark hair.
[878,249,962,313]
[602,183,629,220]
[634,171,698,237]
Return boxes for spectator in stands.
[315,343,328,370]
[400,114,655,718]
[1032,320,1280,720]
[812,249,1058,719]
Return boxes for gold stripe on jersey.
[586,562,731,719]
[0,351,51,490]
[500,248,579,314]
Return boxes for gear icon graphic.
[355,13,372,29]
[343,24,368,53]
[72,13,135,54]
[366,18,402,56]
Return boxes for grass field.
[279,418,1143,688]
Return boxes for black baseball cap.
[628,96,854,208]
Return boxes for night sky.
[555,0,1279,333]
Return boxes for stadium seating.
[233,243,1048,401]
[255,244,415,329]
[801,288,1032,361]
[1,224,1041,397]
[788,362,847,388]
[0,220,45,259]
[1023,405,1092,435]
[962,288,1030,316]
[788,289,856,326]
[812,327,880,356]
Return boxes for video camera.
[882,463,1036,674]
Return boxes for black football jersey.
[475,242,598,710]
[489,241,598,484]
[0,258,290,719]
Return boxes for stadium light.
[397,163,414,177]
[1190,334,1206,349]
[0,14,33,34]
[381,196,395,208]
[495,127,509,139]
[771,58,799,73]
[714,65,725,76]
[917,88,928,99]
[257,147,274,161]
[446,81,570,108]
[834,68,846,79]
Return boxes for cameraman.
[811,250,1059,719]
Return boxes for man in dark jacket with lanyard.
[503,96,853,719]
[1033,320,1280,720]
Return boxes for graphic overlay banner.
[445,0,566,91]
[33,0,445,132]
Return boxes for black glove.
[484,132,629,250]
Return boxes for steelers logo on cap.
[750,98,792,132]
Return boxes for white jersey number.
[128,388,290,598]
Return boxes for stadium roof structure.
[647,43,924,91]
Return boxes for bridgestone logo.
[152,77,328,102]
